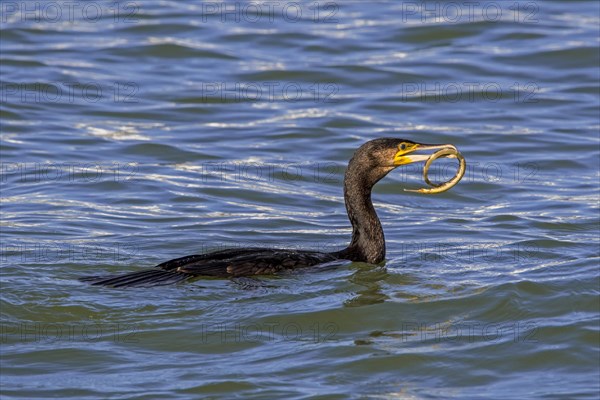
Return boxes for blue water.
[1,1,599,398]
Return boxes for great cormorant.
[80,138,465,287]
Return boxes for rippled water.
[1,1,599,398]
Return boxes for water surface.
[1,1,599,398]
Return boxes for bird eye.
[400,143,406,150]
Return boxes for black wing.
[80,248,337,287]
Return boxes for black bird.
[80,138,464,287]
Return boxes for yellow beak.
[393,143,457,166]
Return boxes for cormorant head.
[353,138,454,169]
[347,138,457,190]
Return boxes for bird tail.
[79,269,191,287]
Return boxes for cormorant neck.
[335,158,390,264]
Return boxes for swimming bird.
[80,138,465,287]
